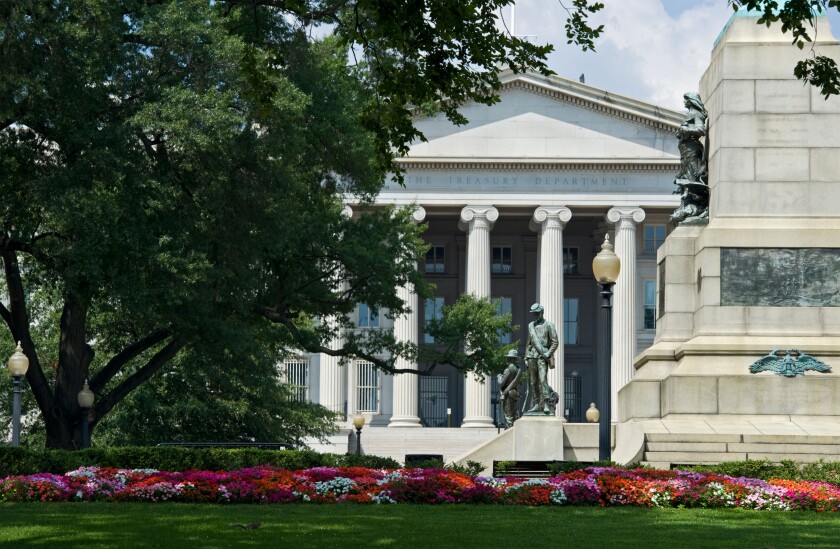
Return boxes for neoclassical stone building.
[292,70,685,458]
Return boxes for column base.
[388,416,423,428]
[461,416,495,428]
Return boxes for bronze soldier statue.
[497,349,523,428]
[525,303,558,415]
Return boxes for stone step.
[745,452,840,462]
[730,442,840,454]
[641,461,673,470]
[646,433,742,443]
[743,434,840,445]
[643,451,747,464]
[646,442,728,452]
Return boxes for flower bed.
[2,465,840,510]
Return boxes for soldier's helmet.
[506,349,519,358]
[529,303,544,314]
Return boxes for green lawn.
[3,503,839,548]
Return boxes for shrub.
[0,447,398,476]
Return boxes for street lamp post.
[592,235,620,462]
[77,379,95,449]
[353,413,366,456]
[7,342,30,447]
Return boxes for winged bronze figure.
[749,349,832,378]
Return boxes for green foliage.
[422,295,518,378]
[563,0,606,51]
[795,55,840,97]
[1,0,549,448]
[94,347,339,447]
[494,460,517,476]
[683,459,840,483]
[0,446,399,476]
[447,461,486,477]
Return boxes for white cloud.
[513,0,733,109]
[596,0,731,107]
[515,1,840,109]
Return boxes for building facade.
[290,71,685,450]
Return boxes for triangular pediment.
[403,72,682,165]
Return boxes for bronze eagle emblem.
[748,349,832,378]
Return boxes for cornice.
[500,80,679,133]
[395,160,679,172]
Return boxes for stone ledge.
[644,451,747,463]
[646,433,742,443]
[646,442,728,452]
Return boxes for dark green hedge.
[682,459,840,483]
[544,459,840,485]
[0,447,399,476]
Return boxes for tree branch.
[89,329,172,392]
[256,305,426,375]
[219,0,347,24]
[1,249,53,413]
[92,338,186,423]
[0,301,11,330]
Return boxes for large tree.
[0,0,563,448]
[3,0,837,450]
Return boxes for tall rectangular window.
[424,297,445,343]
[563,247,579,274]
[563,298,579,345]
[644,225,667,254]
[425,246,445,273]
[356,361,380,413]
[644,280,657,330]
[358,303,380,328]
[494,297,512,344]
[492,246,512,274]
[280,357,309,402]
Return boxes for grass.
[4,504,840,548]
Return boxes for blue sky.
[508,0,840,110]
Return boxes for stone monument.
[621,8,840,428]
[670,92,710,225]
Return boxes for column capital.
[459,205,499,231]
[607,206,645,225]
[530,206,572,232]
[410,205,427,224]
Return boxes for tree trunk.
[45,295,94,449]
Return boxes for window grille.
[356,361,381,413]
[564,375,582,422]
[280,357,309,402]
[419,376,448,427]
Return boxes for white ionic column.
[319,205,354,422]
[459,205,499,428]
[606,207,645,422]
[319,337,346,420]
[530,206,572,420]
[389,206,427,427]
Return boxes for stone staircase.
[642,432,840,469]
